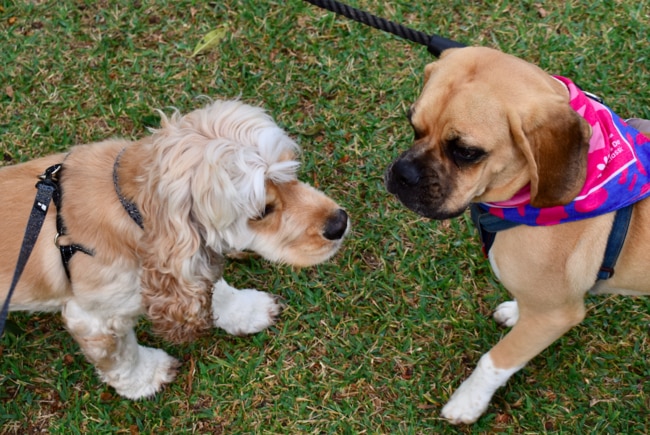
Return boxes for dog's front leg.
[441,302,586,424]
[211,278,283,336]
[62,299,180,399]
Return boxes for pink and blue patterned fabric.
[480,75,650,226]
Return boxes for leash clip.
[38,164,62,182]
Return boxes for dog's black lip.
[386,185,468,220]
[408,202,467,220]
[385,154,467,220]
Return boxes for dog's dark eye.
[448,141,486,166]
[258,204,275,219]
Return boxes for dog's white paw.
[106,347,180,400]
[441,353,522,425]
[214,289,282,336]
[493,300,519,327]
[212,279,283,336]
[441,378,493,424]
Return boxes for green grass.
[1,0,648,433]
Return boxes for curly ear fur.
[509,102,591,208]
[138,146,224,342]
[137,100,299,343]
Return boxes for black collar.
[113,147,144,229]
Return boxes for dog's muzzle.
[384,155,463,220]
[385,159,423,189]
[384,154,428,199]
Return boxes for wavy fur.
[0,100,348,398]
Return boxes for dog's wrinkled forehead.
[408,47,558,149]
[408,55,479,142]
[414,47,559,109]
[408,85,496,152]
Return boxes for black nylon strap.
[59,243,94,280]
[470,203,521,256]
[596,204,633,280]
[0,165,60,336]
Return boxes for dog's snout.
[391,159,421,186]
[323,209,348,240]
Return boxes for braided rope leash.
[302,0,466,57]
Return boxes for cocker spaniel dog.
[0,100,349,399]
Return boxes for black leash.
[302,0,466,57]
[0,164,62,336]
[0,148,142,337]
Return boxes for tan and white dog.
[385,47,650,424]
[0,100,349,399]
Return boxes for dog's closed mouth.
[385,159,463,220]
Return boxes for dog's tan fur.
[385,46,649,423]
[0,100,348,398]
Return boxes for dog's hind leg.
[62,299,179,399]
[211,278,283,336]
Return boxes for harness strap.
[597,203,633,280]
[0,162,99,336]
[59,243,94,280]
[469,203,632,281]
[0,164,61,336]
[47,165,94,279]
[470,204,520,256]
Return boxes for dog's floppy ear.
[137,113,228,344]
[138,175,219,343]
[509,103,591,208]
[423,62,439,83]
[423,47,464,83]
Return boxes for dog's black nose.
[323,209,348,240]
[391,159,421,186]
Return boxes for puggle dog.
[385,46,650,424]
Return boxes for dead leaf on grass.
[191,26,228,58]
[536,5,549,18]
